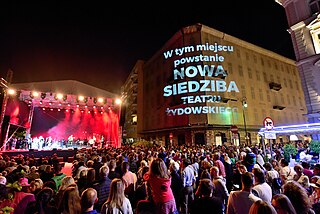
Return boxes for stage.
[0,147,80,162]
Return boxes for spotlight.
[55,93,63,100]
[115,98,122,105]
[7,89,16,95]
[78,95,85,102]
[39,101,43,105]
[32,91,39,97]
[63,95,67,101]
[97,97,104,103]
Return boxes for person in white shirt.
[252,167,272,204]
[280,158,296,184]
[227,172,261,214]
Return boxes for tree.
[310,140,320,163]
[283,143,297,162]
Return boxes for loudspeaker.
[29,149,34,152]
[3,115,10,125]
[52,148,57,151]
[74,148,78,152]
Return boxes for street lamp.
[242,97,249,146]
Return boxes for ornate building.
[276,0,320,139]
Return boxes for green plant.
[283,143,297,162]
[310,140,320,162]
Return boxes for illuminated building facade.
[123,23,307,146]
[275,0,320,139]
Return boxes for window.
[292,96,297,106]
[228,63,233,74]
[254,108,258,122]
[237,50,241,57]
[284,112,287,122]
[270,74,274,82]
[256,70,261,81]
[253,55,257,63]
[310,0,320,14]
[248,68,252,79]
[259,89,263,100]
[295,81,300,91]
[263,72,268,82]
[289,79,293,89]
[299,98,303,107]
[238,65,243,76]
[281,94,285,104]
[267,91,271,102]
[309,17,320,54]
[287,94,291,105]
[251,87,255,99]
[283,78,288,88]
[261,58,264,66]
[278,113,281,124]
[241,85,246,97]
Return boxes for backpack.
[272,177,282,190]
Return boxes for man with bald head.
[81,188,99,214]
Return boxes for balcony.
[269,82,282,91]
[273,105,286,110]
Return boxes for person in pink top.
[143,158,177,214]
[213,152,226,178]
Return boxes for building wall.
[132,23,307,146]
[276,0,320,139]
[121,60,144,141]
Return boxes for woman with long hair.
[58,185,81,214]
[143,158,177,214]
[249,200,276,214]
[101,178,133,214]
[25,187,58,214]
[272,194,296,214]
[282,181,314,214]
[55,176,76,208]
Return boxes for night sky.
[0,1,294,94]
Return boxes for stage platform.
[0,148,79,163]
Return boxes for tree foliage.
[310,140,320,154]
[283,143,297,162]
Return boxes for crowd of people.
[0,142,319,214]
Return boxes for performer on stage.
[68,135,74,146]
[38,136,44,150]
[27,135,32,150]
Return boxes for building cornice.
[275,0,292,7]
